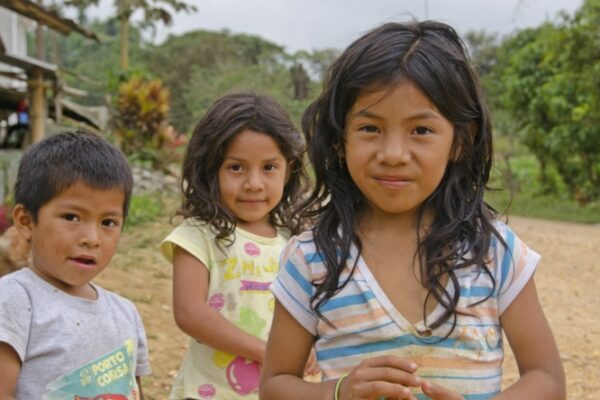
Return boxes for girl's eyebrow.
[223,156,284,162]
[349,108,443,121]
[349,108,383,120]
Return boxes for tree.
[63,0,196,70]
[464,30,500,80]
[491,0,600,202]
[143,29,293,131]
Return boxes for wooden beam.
[0,0,99,42]
[0,52,57,79]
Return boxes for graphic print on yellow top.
[161,219,287,400]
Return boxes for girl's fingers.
[421,381,464,400]
[360,355,419,373]
[351,380,417,400]
[353,366,422,388]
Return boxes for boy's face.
[13,181,125,299]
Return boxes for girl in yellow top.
[161,93,314,399]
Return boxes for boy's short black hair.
[14,130,133,222]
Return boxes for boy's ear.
[12,204,33,241]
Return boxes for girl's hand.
[338,355,421,400]
[421,381,465,400]
[303,348,320,377]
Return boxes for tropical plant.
[113,76,170,166]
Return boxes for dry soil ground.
[97,215,600,399]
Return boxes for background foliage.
[40,0,600,223]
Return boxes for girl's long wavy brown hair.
[177,92,308,244]
[300,21,506,334]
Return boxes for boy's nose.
[78,225,101,248]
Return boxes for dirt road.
[98,216,600,399]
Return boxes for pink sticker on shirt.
[226,356,260,395]
[244,242,261,257]
[208,293,225,311]
[197,383,216,398]
[240,280,271,291]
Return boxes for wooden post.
[52,32,62,124]
[29,69,46,143]
[36,0,45,61]
[54,79,62,125]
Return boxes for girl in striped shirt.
[260,20,565,400]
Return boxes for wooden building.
[0,0,99,146]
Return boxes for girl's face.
[344,80,455,222]
[218,129,289,237]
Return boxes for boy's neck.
[27,265,99,300]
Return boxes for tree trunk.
[119,14,129,71]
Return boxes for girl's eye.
[264,163,277,172]
[228,164,243,172]
[62,213,79,222]
[102,219,120,228]
[414,126,433,136]
[359,125,380,134]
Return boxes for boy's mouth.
[70,256,97,266]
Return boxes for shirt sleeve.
[270,236,319,335]
[493,223,541,314]
[160,219,214,270]
[0,276,33,361]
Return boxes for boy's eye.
[62,213,79,222]
[102,219,120,228]
[414,126,433,136]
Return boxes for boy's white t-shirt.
[161,219,287,400]
[0,267,151,400]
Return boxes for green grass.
[486,189,600,224]
[126,192,165,228]
[486,132,600,224]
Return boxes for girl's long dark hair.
[300,21,504,332]
[177,92,308,244]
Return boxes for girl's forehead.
[224,129,285,158]
[349,80,439,116]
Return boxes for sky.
[81,0,583,53]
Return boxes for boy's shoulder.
[0,267,39,295]
[92,283,140,317]
[0,268,34,306]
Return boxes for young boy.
[0,131,151,399]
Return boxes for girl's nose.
[377,133,411,165]
[243,170,264,191]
